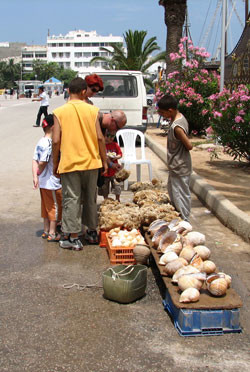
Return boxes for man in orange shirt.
[53,78,108,250]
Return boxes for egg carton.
[163,288,242,337]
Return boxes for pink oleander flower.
[167,71,179,79]
[202,109,209,116]
[238,110,245,115]
[235,116,244,123]
[170,53,178,61]
[213,111,222,118]
[192,130,198,135]
[201,52,210,58]
[206,126,213,134]
[240,95,250,102]
[209,94,217,101]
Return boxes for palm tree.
[90,30,166,86]
[0,59,21,88]
[159,0,187,74]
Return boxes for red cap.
[42,119,48,128]
[85,74,104,91]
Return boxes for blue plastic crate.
[163,289,242,337]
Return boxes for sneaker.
[85,230,99,245]
[59,236,83,251]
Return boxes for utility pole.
[220,0,226,92]
[246,0,249,24]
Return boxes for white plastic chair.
[116,129,153,190]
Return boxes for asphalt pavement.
[0,95,250,372]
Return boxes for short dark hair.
[158,94,178,110]
[69,77,87,94]
[42,114,54,132]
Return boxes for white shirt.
[33,137,61,190]
[40,91,49,106]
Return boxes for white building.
[47,30,123,74]
[21,45,47,73]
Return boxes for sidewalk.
[145,128,250,243]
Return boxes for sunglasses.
[111,116,121,131]
[90,86,99,93]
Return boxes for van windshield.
[25,85,34,90]
[96,75,138,97]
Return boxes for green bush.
[208,85,250,161]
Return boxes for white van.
[83,70,148,132]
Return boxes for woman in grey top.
[157,95,193,221]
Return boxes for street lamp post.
[220,0,226,92]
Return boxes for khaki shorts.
[60,169,99,234]
[40,188,62,221]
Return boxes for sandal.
[42,232,49,239]
[47,233,61,242]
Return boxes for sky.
[0,0,247,58]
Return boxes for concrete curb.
[145,133,250,242]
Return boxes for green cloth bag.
[102,264,147,304]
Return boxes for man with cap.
[32,86,49,127]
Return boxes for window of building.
[77,34,82,37]
[59,53,63,58]
[65,62,71,67]
[22,54,33,58]
[35,53,46,58]
[58,62,64,67]
[83,52,91,57]
[92,43,99,46]
[83,62,90,67]
[59,43,63,47]
[243,56,249,70]
[65,52,70,58]
[75,62,83,67]
[82,43,90,47]
[75,43,82,47]
[75,52,82,58]
[52,53,57,58]
[52,43,56,47]
[92,52,99,57]
[100,43,105,46]
[65,43,71,47]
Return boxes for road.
[0,96,250,372]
